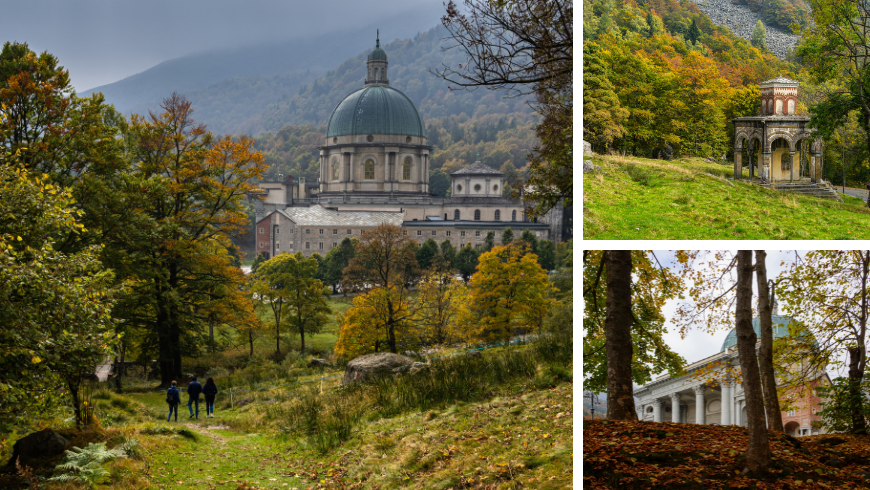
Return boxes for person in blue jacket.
[203,377,218,418]
[187,376,203,419]
[166,381,181,422]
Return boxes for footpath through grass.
[583,155,870,239]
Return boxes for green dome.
[368,47,387,61]
[720,315,792,352]
[326,86,426,138]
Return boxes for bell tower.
[365,30,389,86]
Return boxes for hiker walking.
[203,377,218,418]
[187,376,203,419]
[166,381,181,422]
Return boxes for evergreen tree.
[416,238,440,270]
[646,11,655,38]
[501,227,514,245]
[751,20,767,50]
[455,244,479,284]
[483,231,496,252]
[582,42,627,152]
[688,19,701,45]
[519,230,539,256]
[537,240,556,271]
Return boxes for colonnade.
[645,379,745,426]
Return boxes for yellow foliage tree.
[334,287,411,360]
[464,244,555,343]
[412,272,468,344]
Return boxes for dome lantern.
[366,30,388,86]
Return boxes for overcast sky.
[1,0,439,91]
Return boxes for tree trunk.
[848,346,867,434]
[755,251,783,432]
[299,318,306,353]
[604,250,637,421]
[249,330,254,357]
[735,250,771,473]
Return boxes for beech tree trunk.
[755,251,783,432]
[848,346,867,434]
[735,250,771,473]
[604,250,637,421]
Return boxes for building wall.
[452,176,504,197]
[320,144,430,194]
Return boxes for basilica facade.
[634,314,830,438]
[253,35,561,258]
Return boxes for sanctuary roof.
[450,161,503,176]
[277,206,403,227]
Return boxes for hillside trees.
[751,21,767,50]
[321,237,356,294]
[121,93,265,385]
[583,42,627,154]
[269,252,331,353]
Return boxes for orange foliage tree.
[118,93,265,385]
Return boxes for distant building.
[634,308,829,437]
[251,33,561,258]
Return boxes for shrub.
[49,442,128,488]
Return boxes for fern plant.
[48,442,127,488]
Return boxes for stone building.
[732,77,823,183]
[252,34,559,258]
[634,313,829,437]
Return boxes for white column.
[349,153,354,191]
[721,379,731,425]
[693,385,706,424]
[670,393,680,423]
[652,399,662,423]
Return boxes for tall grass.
[257,334,573,453]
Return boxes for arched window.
[403,157,412,180]
[474,209,481,221]
[364,159,375,179]
[454,209,460,220]
[494,210,500,221]
[511,210,517,221]
[332,159,340,180]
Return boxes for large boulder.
[6,428,69,468]
[343,352,414,384]
[583,140,593,156]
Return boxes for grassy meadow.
[583,155,870,240]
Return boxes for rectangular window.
[402,229,407,235]
[332,243,337,249]
[446,230,451,237]
[319,229,324,235]
[305,242,310,249]
[475,230,481,237]
[431,230,436,236]
[276,243,280,250]
[275,227,279,234]
[788,410,795,417]
[306,229,310,234]
[460,231,466,237]
[347,229,352,234]
[333,229,338,235]
[319,242,324,250]
[259,227,264,234]
[416,230,422,236]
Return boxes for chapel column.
[761,151,772,182]
[670,393,681,423]
[693,385,706,424]
[789,151,796,181]
[721,378,731,425]
[733,146,743,179]
[652,399,662,423]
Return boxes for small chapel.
[732,77,824,183]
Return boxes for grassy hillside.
[583,155,870,240]
[0,337,572,489]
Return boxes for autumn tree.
[583,42,627,153]
[583,250,685,417]
[341,224,419,353]
[734,250,772,472]
[413,272,468,344]
[121,93,265,385]
[778,250,870,434]
[465,244,554,342]
[335,287,411,359]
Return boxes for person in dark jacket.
[203,377,218,418]
[167,381,181,422]
[187,376,203,419]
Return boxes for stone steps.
[756,181,843,201]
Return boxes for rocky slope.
[688,0,799,59]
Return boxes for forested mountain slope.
[230,25,532,136]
